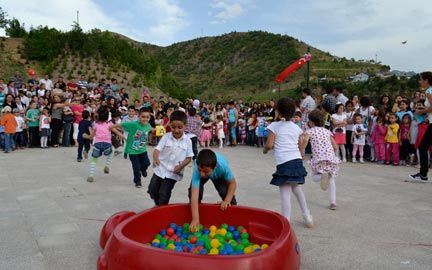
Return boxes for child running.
[87,106,122,182]
[301,109,340,210]
[149,110,193,206]
[263,97,313,228]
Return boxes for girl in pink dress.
[199,118,212,147]
[301,109,340,210]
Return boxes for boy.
[149,110,193,206]
[121,106,138,159]
[185,107,202,159]
[0,106,17,153]
[117,108,152,188]
[77,110,92,162]
[188,149,237,232]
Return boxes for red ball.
[240,228,247,234]
[164,235,170,240]
[175,238,182,242]
[172,234,178,240]
[167,228,175,236]
[189,236,197,244]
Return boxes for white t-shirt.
[352,124,367,145]
[154,133,194,181]
[345,111,355,131]
[425,87,432,123]
[267,121,302,165]
[15,116,25,132]
[37,89,46,97]
[331,113,347,134]
[39,79,54,90]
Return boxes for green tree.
[0,7,8,29]
[5,18,27,37]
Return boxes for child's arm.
[299,132,310,157]
[174,157,192,174]
[263,130,275,154]
[111,127,124,139]
[153,149,161,167]
[330,135,338,151]
[219,179,236,211]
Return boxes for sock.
[105,152,113,167]
[40,137,44,147]
[89,157,97,177]
[328,174,337,204]
[340,145,346,160]
[279,185,292,221]
[219,138,223,148]
[312,173,321,183]
[292,185,310,216]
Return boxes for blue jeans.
[228,122,236,144]
[77,138,91,160]
[4,133,14,152]
[91,142,112,158]
[0,132,4,150]
[129,152,150,185]
[63,123,72,146]
[14,132,24,147]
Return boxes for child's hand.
[173,165,182,174]
[218,200,231,211]
[189,219,200,232]
[263,148,268,154]
[153,157,160,167]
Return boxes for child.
[216,115,225,149]
[186,107,202,159]
[301,109,340,210]
[87,106,122,183]
[247,113,257,146]
[238,117,247,145]
[399,114,412,165]
[370,117,386,164]
[292,111,303,129]
[77,110,92,162]
[385,113,400,165]
[118,108,153,188]
[351,113,368,163]
[121,106,138,159]
[263,97,313,227]
[111,111,123,156]
[345,101,356,161]
[149,111,193,206]
[26,101,40,147]
[332,103,347,162]
[13,108,25,149]
[189,149,238,232]
[39,107,51,148]
[256,111,267,147]
[154,111,166,145]
[199,118,212,148]
[0,106,17,153]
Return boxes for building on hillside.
[389,70,416,79]
[350,72,369,82]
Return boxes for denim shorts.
[92,142,112,158]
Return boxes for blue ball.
[228,226,235,232]
[160,229,167,236]
[200,249,208,255]
[220,249,227,255]
[202,229,210,235]
[151,242,159,248]
[170,223,178,229]
[232,231,240,239]
[197,241,204,246]
[159,243,166,249]
[254,248,262,252]
[175,246,183,252]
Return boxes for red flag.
[275,53,312,83]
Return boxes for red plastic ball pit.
[98,203,300,270]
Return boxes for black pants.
[147,174,177,206]
[419,124,432,177]
[129,152,150,185]
[345,130,353,159]
[77,138,91,160]
[190,136,198,159]
[400,139,413,161]
[50,118,63,146]
[188,178,237,205]
[28,127,40,147]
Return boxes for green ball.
[241,238,249,246]
[168,239,175,245]
[155,234,162,240]
[237,226,244,232]
[241,232,249,239]
[194,232,202,237]
[225,232,233,240]
[221,223,228,230]
[199,224,204,231]
[236,244,244,251]
[160,238,167,244]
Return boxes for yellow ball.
[209,232,216,239]
[152,239,160,244]
[209,248,219,255]
[219,228,227,236]
[167,243,175,250]
[244,246,253,254]
[252,244,260,250]
[261,244,269,249]
[210,239,220,248]
[209,225,217,232]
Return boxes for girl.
[263,97,313,228]
[332,103,347,162]
[39,107,51,148]
[370,117,386,164]
[385,113,400,165]
[345,101,356,161]
[351,113,368,163]
[246,112,257,146]
[199,118,212,148]
[399,114,412,165]
[301,109,339,210]
[87,106,122,183]
[256,111,267,147]
[216,115,225,149]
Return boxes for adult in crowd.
[322,87,337,114]
[50,95,66,147]
[300,88,316,126]
[378,94,392,113]
[70,99,84,146]
[333,87,349,105]
[11,71,23,90]
[39,74,54,91]
[2,94,17,110]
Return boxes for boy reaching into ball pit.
[188,149,237,232]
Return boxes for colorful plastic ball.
[202,229,209,235]
[175,246,183,252]
[244,246,253,254]
[240,228,247,234]
[152,239,160,244]
[235,244,244,252]
[182,223,189,230]
[241,238,249,247]
[197,240,204,246]
[219,228,227,236]
[237,226,244,232]
[159,243,166,249]
[160,229,166,236]
[241,232,249,239]
[261,243,269,249]
[232,231,240,239]
[200,249,208,255]
[151,242,159,248]
[167,228,175,236]
[210,239,220,248]
[209,232,216,239]
[254,248,262,252]
[221,223,228,230]
[167,243,176,250]
[209,225,217,232]
[209,248,219,255]
[224,232,233,240]
[189,236,197,244]
[220,249,227,255]
[170,223,177,229]
[155,234,162,240]
[228,226,235,232]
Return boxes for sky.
[1,0,431,72]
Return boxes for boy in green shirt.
[26,101,40,147]
[116,108,153,187]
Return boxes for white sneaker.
[352,158,357,163]
[320,173,330,191]
[302,214,314,228]
[359,158,364,164]
[342,158,347,163]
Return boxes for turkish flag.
[275,53,312,83]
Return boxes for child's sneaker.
[104,166,110,174]
[352,158,357,163]
[329,203,337,210]
[320,173,329,191]
[135,183,142,188]
[359,158,364,164]
[142,171,147,177]
[83,150,88,159]
[342,158,347,163]
[87,176,94,182]
[77,158,82,163]
[302,214,314,228]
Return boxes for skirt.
[40,128,50,137]
[270,159,307,186]
[199,129,212,142]
[333,133,346,144]
[309,159,340,176]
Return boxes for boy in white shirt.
[13,108,25,149]
[149,110,194,206]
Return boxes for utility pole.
[306,46,310,89]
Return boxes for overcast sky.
[1,0,431,72]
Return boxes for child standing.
[301,109,340,210]
[87,106,122,183]
[332,104,347,162]
[119,108,152,188]
[399,114,412,165]
[0,106,17,153]
[199,118,212,148]
[370,117,386,164]
[77,110,92,162]
[149,111,193,206]
[26,101,40,147]
[13,108,25,149]
[216,115,225,149]
[39,107,51,148]
[385,113,400,165]
[263,97,313,228]
[292,111,303,129]
[351,113,368,163]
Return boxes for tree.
[0,7,7,29]
[5,18,27,37]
